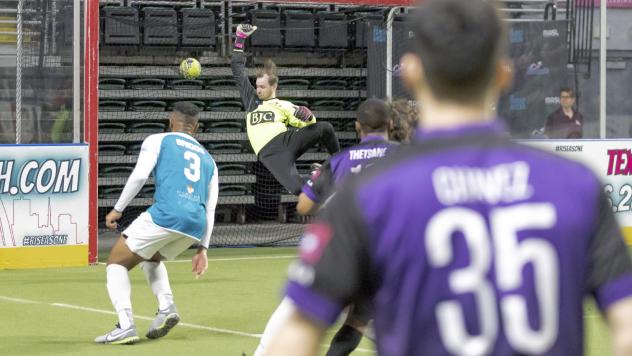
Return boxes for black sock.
[326,324,363,356]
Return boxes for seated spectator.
[544,87,583,139]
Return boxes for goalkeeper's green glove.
[234,24,257,52]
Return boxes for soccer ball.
[179,58,201,79]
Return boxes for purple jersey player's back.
[285,122,632,356]
[301,135,397,204]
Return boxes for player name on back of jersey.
[175,138,204,154]
[432,161,533,205]
[348,147,388,161]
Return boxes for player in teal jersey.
[95,102,219,345]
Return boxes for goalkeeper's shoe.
[146,304,180,339]
[94,323,140,345]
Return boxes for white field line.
[0,295,374,353]
[96,255,296,265]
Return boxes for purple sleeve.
[587,192,632,310]
[285,183,373,326]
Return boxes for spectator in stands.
[51,98,72,143]
[389,99,418,143]
[544,87,584,139]
[231,24,340,195]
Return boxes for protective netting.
[97,1,375,246]
[7,0,78,144]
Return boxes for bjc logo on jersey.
[249,112,274,125]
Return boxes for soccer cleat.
[146,304,180,339]
[94,323,140,345]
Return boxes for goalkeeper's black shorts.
[258,122,340,195]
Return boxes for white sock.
[106,264,134,329]
[254,297,296,356]
[140,261,174,310]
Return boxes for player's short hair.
[560,87,575,97]
[410,0,506,103]
[256,59,278,86]
[172,101,200,125]
[389,99,418,142]
[356,98,391,133]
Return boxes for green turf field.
[0,247,612,355]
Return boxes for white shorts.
[123,212,197,260]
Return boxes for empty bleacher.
[97,1,374,236]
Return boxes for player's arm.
[105,135,161,230]
[231,24,258,112]
[297,161,333,216]
[286,104,316,128]
[585,190,632,355]
[276,180,372,348]
[193,162,219,279]
[267,307,325,356]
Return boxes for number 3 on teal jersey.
[184,151,201,182]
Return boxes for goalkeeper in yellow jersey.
[231,24,340,195]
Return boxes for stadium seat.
[219,185,249,196]
[142,7,178,46]
[129,78,165,89]
[311,79,347,90]
[348,78,366,90]
[168,79,204,90]
[169,100,206,111]
[100,165,134,177]
[99,78,126,90]
[311,99,346,111]
[126,143,142,155]
[100,186,124,199]
[317,12,349,48]
[250,9,282,47]
[128,122,166,133]
[99,100,127,112]
[206,143,243,153]
[139,186,155,198]
[182,8,216,47]
[353,12,384,48]
[99,122,127,133]
[103,6,140,45]
[206,78,238,89]
[346,99,362,110]
[284,10,315,48]
[131,100,167,112]
[278,78,310,90]
[218,163,247,175]
[207,100,243,112]
[207,121,243,133]
[99,144,127,156]
[291,99,310,108]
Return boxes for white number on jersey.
[426,203,559,356]
[183,150,201,182]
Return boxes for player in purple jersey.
[297,98,397,216]
[268,1,632,355]
[253,98,397,356]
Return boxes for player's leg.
[254,296,297,356]
[94,236,145,345]
[289,121,340,156]
[95,212,176,344]
[258,140,304,195]
[143,234,196,339]
[326,300,372,356]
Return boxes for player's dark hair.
[560,87,575,97]
[411,0,506,103]
[356,98,391,133]
[172,101,200,127]
[256,59,278,86]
